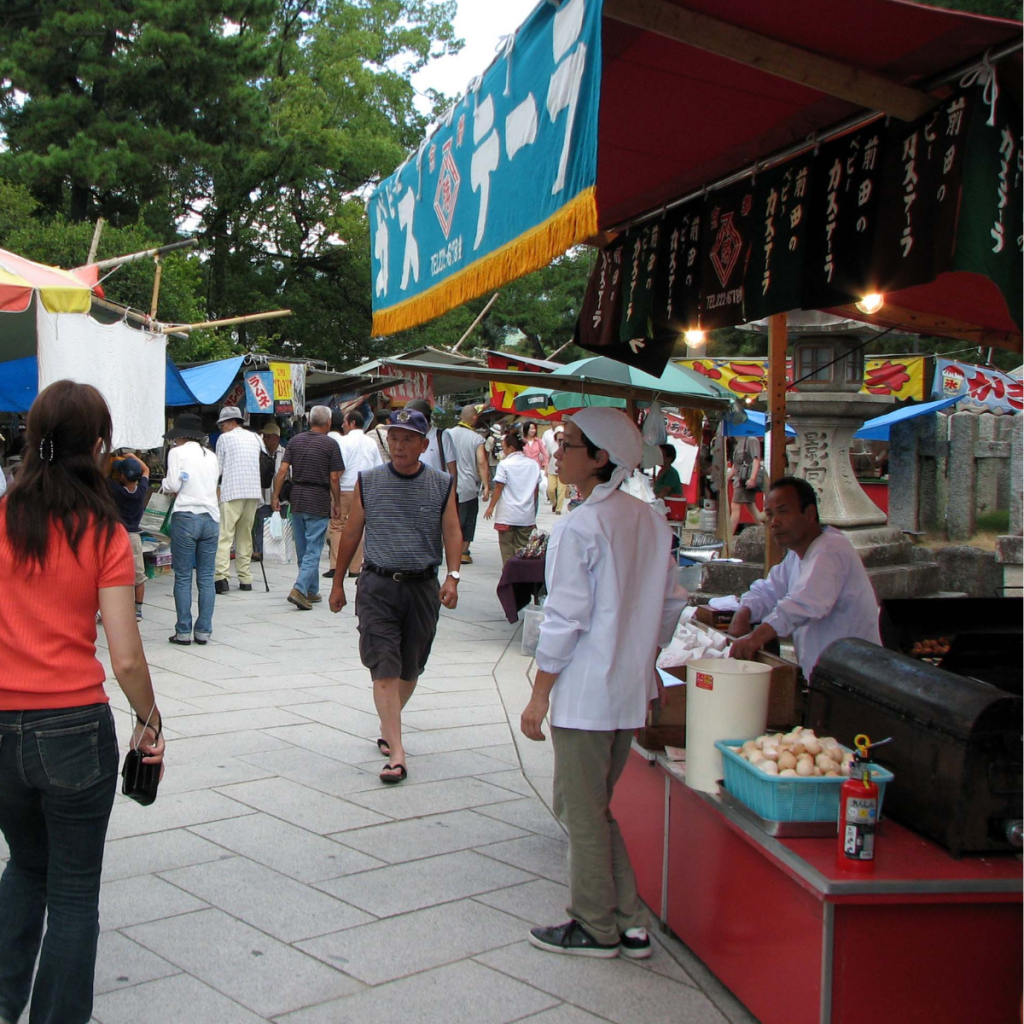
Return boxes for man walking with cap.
[521,407,686,959]
[253,421,287,560]
[447,404,490,564]
[273,406,342,610]
[328,408,462,784]
[213,405,264,593]
[326,410,382,580]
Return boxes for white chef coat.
[162,441,221,521]
[493,452,543,526]
[335,429,383,491]
[536,489,687,731]
[738,526,880,679]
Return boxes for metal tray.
[717,785,839,838]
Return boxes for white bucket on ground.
[685,658,772,793]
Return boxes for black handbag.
[121,708,161,806]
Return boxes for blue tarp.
[0,354,243,412]
[723,409,797,438]
[854,396,961,441]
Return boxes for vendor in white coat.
[728,476,880,678]
[521,408,687,960]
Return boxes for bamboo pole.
[157,309,292,334]
[451,292,499,352]
[90,296,188,339]
[150,256,163,319]
[81,238,198,272]
[86,218,105,264]
[765,312,788,572]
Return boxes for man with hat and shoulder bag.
[212,406,264,593]
[328,408,462,785]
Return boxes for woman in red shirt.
[0,380,165,1024]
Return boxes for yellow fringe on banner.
[372,187,598,337]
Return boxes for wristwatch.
[447,570,461,581]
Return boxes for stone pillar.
[1011,414,1023,535]
[917,413,945,533]
[995,415,1014,509]
[974,414,1000,517]
[888,417,920,532]
[947,412,978,541]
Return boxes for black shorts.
[355,571,441,681]
[457,497,479,543]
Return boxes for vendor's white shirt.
[536,490,688,731]
[162,441,221,522]
[493,452,543,526]
[542,428,562,462]
[739,526,880,679]
[336,429,383,491]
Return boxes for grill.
[878,597,1022,695]
[807,639,1022,858]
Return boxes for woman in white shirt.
[161,414,221,645]
[484,427,543,565]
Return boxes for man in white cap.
[521,407,687,959]
[213,405,264,593]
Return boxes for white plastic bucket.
[685,658,772,793]
[521,603,544,657]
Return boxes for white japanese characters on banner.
[368,0,601,336]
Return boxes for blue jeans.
[291,512,329,597]
[170,511,218,640]
[0,704,119,1024]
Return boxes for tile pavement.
[1,506,755,1024]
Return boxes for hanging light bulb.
[684,329,706,348]
[856,293,884,314]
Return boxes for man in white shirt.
[542,424,567,514]
[326,409,383,579]
[728,476,881,678]
[447,405,491,565]
[521,408,686,960]
[253,421,287,560]
[406,399,457,482]
[213,405,264,594]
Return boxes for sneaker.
[527,920,619,958]
[287,587,312,610]
[168,635,191,646]
[214,579,230,595]
[461,553,473,565]
[620,927,652,959]
[307,593,322,603]
[136,608,143,620]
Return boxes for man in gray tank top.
[329,409,463,784]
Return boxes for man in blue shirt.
[109,455,151,619]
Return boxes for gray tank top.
[359,463,452,572]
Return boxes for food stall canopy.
[854,395,961,441]
[368,0,1020,346]
[176,356,245,407]
[381,355,730,413]
[0,248,98,318]
[723,409,797,438]
[349,347,484,400]
[0,356,38,413]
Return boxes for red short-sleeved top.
[0,511,134,709]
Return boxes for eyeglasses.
[556,439,588,451]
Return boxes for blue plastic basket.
[715,739,894,823]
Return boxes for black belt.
[363,563,438,583]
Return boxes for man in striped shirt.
[213,406,264,593]
[328,408,463,785]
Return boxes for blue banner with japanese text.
[368,0,601,336]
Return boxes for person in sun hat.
[328,407,463,786]
[521,407,687,960]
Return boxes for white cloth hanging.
[36,307,166,450]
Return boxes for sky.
[410,0,541,111]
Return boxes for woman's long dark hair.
[504,427,527,452]
[4,380,121,567]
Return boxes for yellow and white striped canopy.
[0,247,97,314]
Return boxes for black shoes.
[323,569,335,578]
[239,583,253,592]
[214,579,230,594]
[527,921,619,958]
[619,927,652,959]
[168,636,191,646]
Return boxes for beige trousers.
[328,489,364,574]
[215,498,258,584]
[497,525,534,565]
[551,726,646,945]
[547,472,567,512]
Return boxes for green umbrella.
[513,356,727,413]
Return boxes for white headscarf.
[567,407,644,505]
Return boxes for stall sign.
[380,362,434,405]
[290,362,306,416]
[270,361,294,414]
[699,180,757,331]
[244,371,274,414]
[220,380,245,411]
[488,352,560,420]
[933,358,1022,412]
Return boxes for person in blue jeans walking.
[272,405,342,610]
[0,380,165,1024]
[161,413,222,644]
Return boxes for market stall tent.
[854,395,961,441]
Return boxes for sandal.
[379,763,407,784]
[376,737,391,758]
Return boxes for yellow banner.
[269,362,293,402]
[861,357,925,400]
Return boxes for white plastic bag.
[642,402,667,445]
[263,513,295,564]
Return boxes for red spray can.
[837,734,879,872]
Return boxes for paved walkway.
[3,507,755,1024]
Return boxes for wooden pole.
[765,312,789,572]
[87,218,105,265]
[452,292,499,352]
[150,256,163,319]
[83,238,198,272]
[158,309,292,334]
